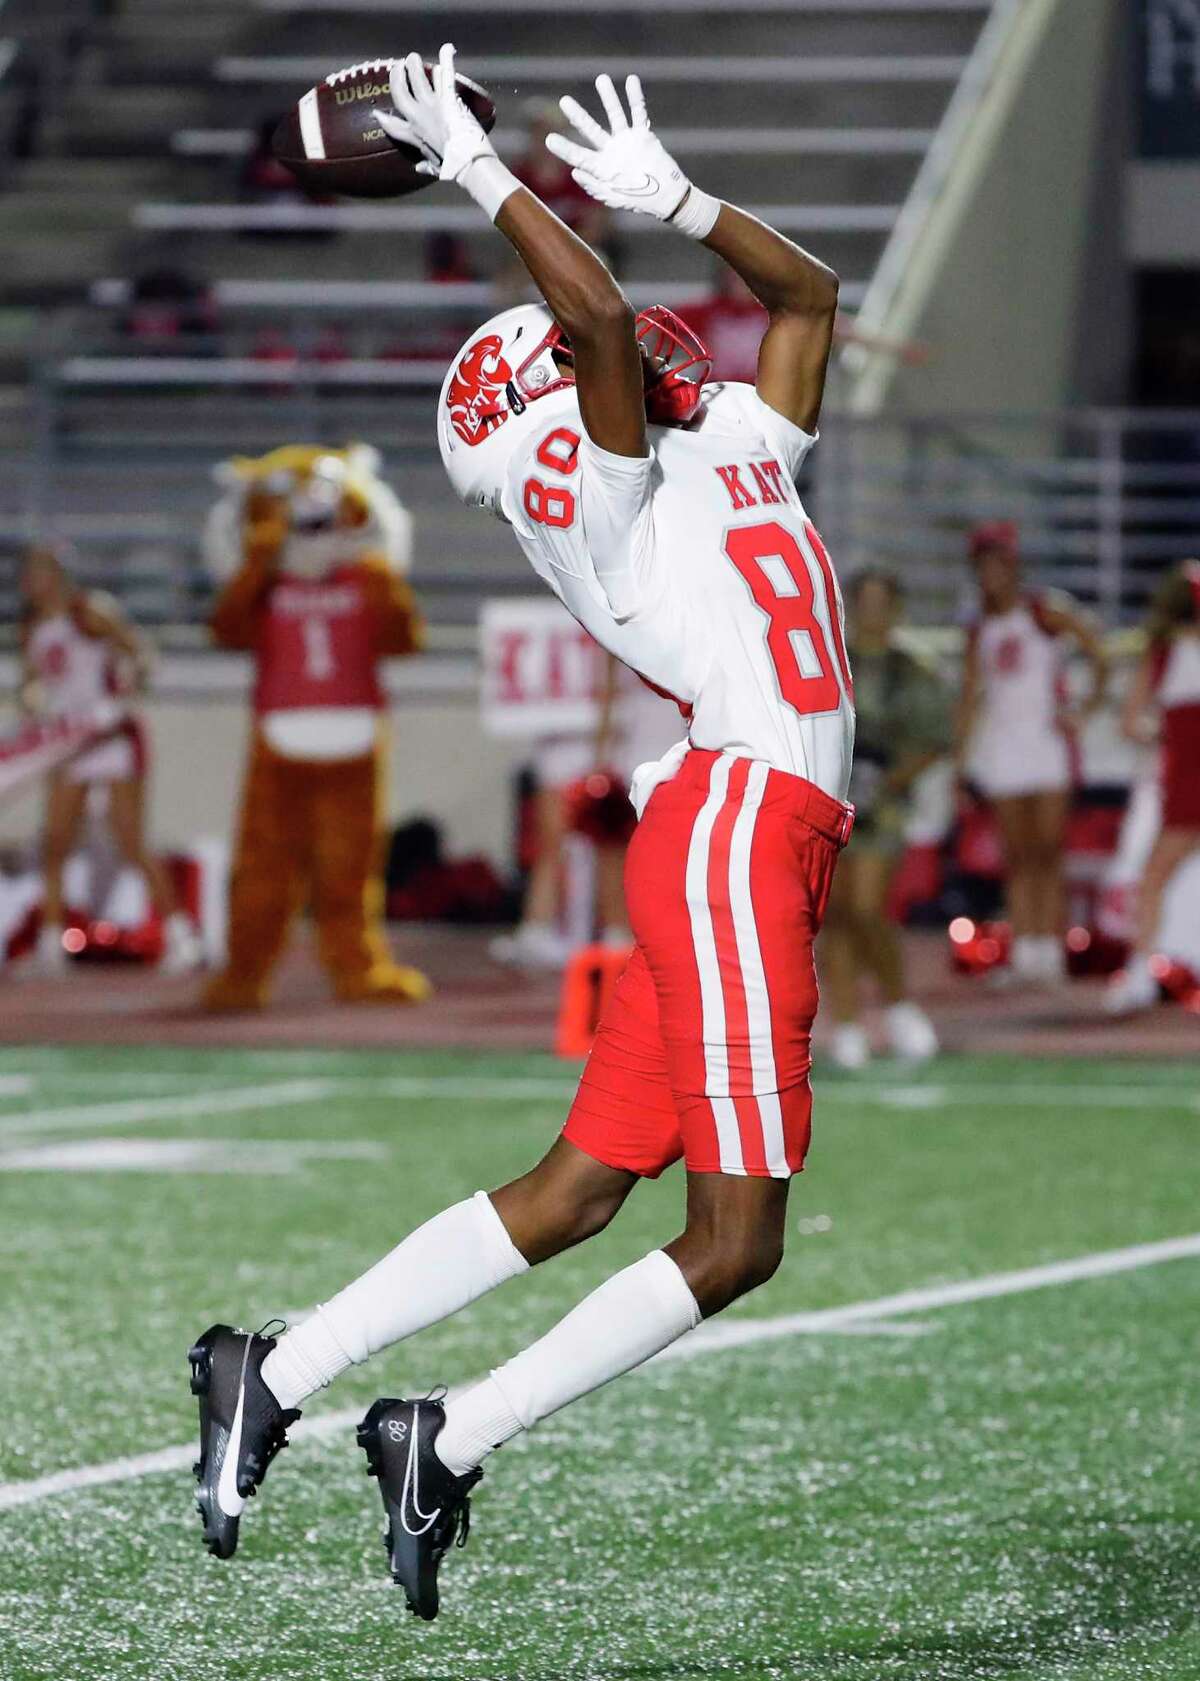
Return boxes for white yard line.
[335,1076,1200,1111]
[4,1071,1190,1113]
[0,1081,338,1139]
[668,1232,1200,1358]
[2,1232,1196,1514]
[0,1074,1191,1147]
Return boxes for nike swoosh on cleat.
[399,1404,440,1536]
[215,1387,247,1519]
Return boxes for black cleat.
[356,1395,481,1621]
[187,1322,299,1560]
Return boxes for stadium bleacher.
[0,1,1194,648]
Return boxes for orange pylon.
[554,943,632,1057]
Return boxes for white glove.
[545,74,720,238]
[373,42,517,220]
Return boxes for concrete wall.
[873,0,1129,417]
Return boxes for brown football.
[271,58,497,200]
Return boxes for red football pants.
[564,749,852,1179]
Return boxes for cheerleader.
[1105,561,1200,1013]
[19,545,201,974]
[956,523,1107,983]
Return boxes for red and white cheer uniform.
[1152,626,1200,830]
[967,594,1073,798]
[24,610,142,785]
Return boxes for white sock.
[261,1191,528,1411]
[435,1249,700,1476]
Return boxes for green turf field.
[0,1046,1196,1681]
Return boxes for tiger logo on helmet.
[437,301,712,519]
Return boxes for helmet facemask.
[548,305,713,427]
[636,305,713,425]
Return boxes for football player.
[188,45,855,1620]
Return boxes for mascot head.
[204,443,413,582]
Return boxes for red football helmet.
[635,305,713,425]
[544,303,713,426]
[438,302,712,515]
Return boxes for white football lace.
[325,59,393,86]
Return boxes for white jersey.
[23,608,139,785]
[501,381,855,802]
[1156,630,1200,710]
[968,594,1073,797]
[25,611,116,717]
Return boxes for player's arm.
[953,630,981,770]
[1040,596,1109,721]
[1119,646,1159,746]
[699,207,837,433]
[375,47,645,458]
[494,193,646,458]
[544,75,837,432]
[17,623,40,715]
[76,591,153,691]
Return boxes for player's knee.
[492,1161,628,1263]
[685,1226,785,1314]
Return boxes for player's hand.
[546,74,692,221]
[374,43,497,186]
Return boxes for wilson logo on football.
[447,335,513,447]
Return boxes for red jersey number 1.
[724,520,851,718]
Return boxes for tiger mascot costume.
[202,444,430,1010]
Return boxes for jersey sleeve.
[740,387,818,481]
[502,421,659,623]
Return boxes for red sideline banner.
[479,598,607,738]
[0,709,120,805]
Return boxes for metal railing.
[6,347,1197,640]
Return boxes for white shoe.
[1012,934,1041,980]
[488,922,571,972]
[829,1023,870,1071]
[884,1001,939,1063]
[1035,936,1066,984]
[1103,961,1159,1017]
[160,912,204,975]
[33,925,68,975]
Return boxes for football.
[271,58,497,200]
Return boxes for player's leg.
[353,942,686,1614]
[1027,785,1069,979]
[266,952,670,1414]
[37,772,86,969]
[848,846,938,1061]
[819,851,870,1068]
[204,739,303,1010]
[190,1134,637,1559]
[595,837,633,947]
[491,780,571,969]
[434,758,837,1481]
[106,775,201,973]
[991,793,1039,977]
[1134,828,1198,951]
[1106,826,1200,1013]
[431,1174,762,1483]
